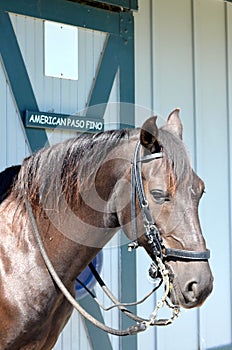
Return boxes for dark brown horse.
[0,110,213,349]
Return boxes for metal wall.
[135,1,232,349]
[1,1,231,349]
[0,58,29,168]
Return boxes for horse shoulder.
[0,198,73,349]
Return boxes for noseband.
[130,141,210,277]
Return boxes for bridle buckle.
[128,240,140,252]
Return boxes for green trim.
[129,0,139,11]
[118,11,136,350]
[119,12,135,128]
[0,12,48,153]
[0,0,119,34]
[119,245,137,350]
[86,34,119,118]
[91,0,138,11]
[79,294,113,350]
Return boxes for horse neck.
[35,212,101,284]
[34,135,137,282]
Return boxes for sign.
[25,110,104,133]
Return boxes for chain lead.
[148,257,181,327]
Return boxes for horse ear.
[166,108,183,139]
[140,116,160,153]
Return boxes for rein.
[24,140,210,336]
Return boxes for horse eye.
[150,189,170,204]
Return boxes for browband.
[138,152,163,163]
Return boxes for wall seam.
[190,1,201,348]
[150,0,154,115]
[224,1,232,345]
[150,1,158,349]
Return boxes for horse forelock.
[158,128,193,191]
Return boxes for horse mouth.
[166,263,213,309]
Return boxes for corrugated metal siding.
[0,58,29,170]
[135,0,232,349]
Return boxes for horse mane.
[12,128,133,209]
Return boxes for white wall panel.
[194,1,230,348]
[151,1,197,348]
[227,4,232,347]
[135,0,232,349]
[134,0,153,120]
[0,59,29,171]
[152,0,196,156]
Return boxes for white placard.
[44,21,78,80]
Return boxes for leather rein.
[25,140,210,336]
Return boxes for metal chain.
[146,257,181,327]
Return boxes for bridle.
[127,141,210,327]
[25,140,210,337]
[130,141,210,273]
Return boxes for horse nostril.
[185,281,198,303]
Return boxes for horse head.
[117,109,213,309]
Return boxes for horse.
[0,109,213,349]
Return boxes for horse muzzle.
[167,260,214,309]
